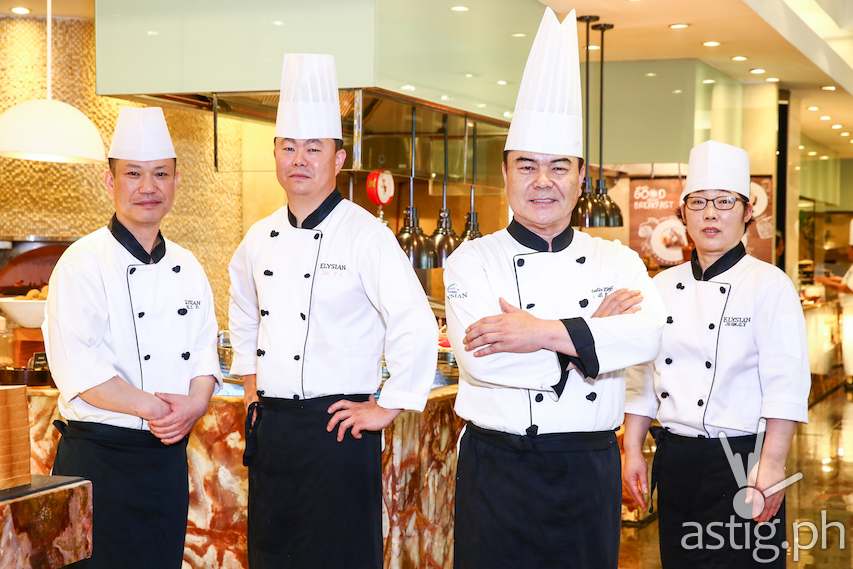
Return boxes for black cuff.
[559,317,599,379]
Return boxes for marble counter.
[27,387,463,569]
[0,475,92,568]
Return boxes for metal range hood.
[127,88,510,194]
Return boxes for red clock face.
[366,169,394,206]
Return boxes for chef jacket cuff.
[377,389,427,413]
[624,400,658,420]
[761,400,809,424]
[559,317,600,379]
[229,354,257,377]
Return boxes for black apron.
[245,393,383,569]
[51,420,190,569]
[454,423,621,569]
[652,428,787,568]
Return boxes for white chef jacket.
[625,243,810,437]
[228,190,438,411]
[444,220,665,436]
[43,216,222,430]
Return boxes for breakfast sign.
[629,176,774,268]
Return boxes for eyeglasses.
[684,195,746,211]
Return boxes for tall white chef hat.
[108,107,176,161]
[275,53,342,140]
[682,140,750,201]
[505,8,583,158]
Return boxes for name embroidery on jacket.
[723,316,751,328]
[319,262,347,271]
[591,285,615,298]
[184,299,202,310]
[447,283,468,300]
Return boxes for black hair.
[502,149,585,169]
[108,157,177,174]
[272,137,344,151]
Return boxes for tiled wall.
[0,17,243,325]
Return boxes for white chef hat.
[108,107,176,161]
[275,53,342,140]
[682,140,750,201]
[505,8,583,158]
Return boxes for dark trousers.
[654,429,787,568]
[454,423,621,569]
[246,393,383,569]
[52,420,190,569]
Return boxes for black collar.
[691,242,746,281]
[108,214,166,264]
[287,189,343,230]
[506,218,574,253]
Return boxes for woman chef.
[228,53,437,569]
[623,140,810,568]
[44,107,221,568]
[445,8,665,569]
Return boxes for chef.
[623,140,810,567]
[815,220,853,386]
[228,53,437,569]
[444,8,665,569]
[43,107,221,568]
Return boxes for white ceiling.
[0,0,93,18]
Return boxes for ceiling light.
[0,0,105,164]
[511,32,526,38]
[731,55,748,62]
[11,6,30,14]
[808,106,819,111]
[669,23,689,30]
[703,41,721,47]
[808,151,817,156]
[850,140,853,144]
[440,94,451,102]
[400,84,416,92]
[820,115,831,121]
[822,85,836,91]
[477,103,487,108]
[832,123,843,129]
[841,132,850,137]
[645,72,657,77]
[450,5,469,12]
[588,44,600,51]
[798,145,805,149]
[272,20,284,26]
[749,68,766,75]
[464,73,474,78]
[146,30,159,36]
[703,79,716,85]
[503,111,513,119]
[673,89,683,94]
[820,155,830,160]
[766,77,780,83]
[496,80,507,86]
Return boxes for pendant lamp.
[0,0,105,164]
[571,15,599,228]
[428,114,460,267]
[460,120,482,241]
[592,22,624,227]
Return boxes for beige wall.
[0,17,243,325]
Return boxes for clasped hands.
[463,289,643,356]
[145,392,209,445]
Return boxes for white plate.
[0,298,46,328]
[750,181,769,218]
[649,217,687,265]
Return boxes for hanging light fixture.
[592,22,624,227]
[460,120,482,241]
[396,106,432,269]
[0,0,105,164]
[429,114,460,266]
[571,15,599,228]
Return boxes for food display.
[12,285,49,301]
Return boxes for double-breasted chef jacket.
[44,215,222,429]
[445,220,666,436]
[229,189,438,411]
[625,243,810,437]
